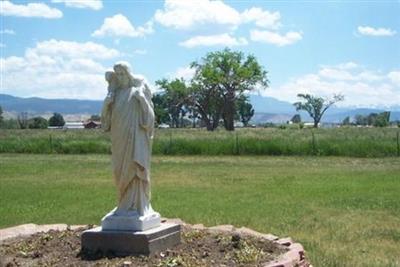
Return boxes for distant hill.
[249,94,400,123]
[1,93,399,123]
[0,94,102,115]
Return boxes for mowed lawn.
[0,154,399,266]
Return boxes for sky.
[0,0,399,108]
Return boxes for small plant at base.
[183,230,205,242]
[234,240,265,264]
[157,256,184,267]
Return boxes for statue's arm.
[134,87,154,133]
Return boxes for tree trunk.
[223,91,235,131]
[196,107,214,131]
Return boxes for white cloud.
[0,1,62,19]
[154,0,241,30]
[1,39,121,99]
[92,14,153,38]
[318,64,385,82]
[241,7,281,29]
[180,33,248,48]
[250,29,302,46]
[388,71,400,86]
[0,29,15,35]
[261,63,400,108]
[357,26,396,37]
[27,39,120,59]
[154,0,300,47]
[336,62,358,70]
[51,0,103,10]
[172,66,196,80]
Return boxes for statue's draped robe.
[109,85,154,216]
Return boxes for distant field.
[0,128,399,157]
[0,154,399,266]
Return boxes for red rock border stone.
[0,220,310,267]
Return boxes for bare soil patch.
[0,225,287,267]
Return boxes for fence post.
[235,132,239,155]
[397,131,399,157]
[169,131,172,155]
[311,130,316,155]
[49,134,53,153]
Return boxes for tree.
[191,48,268,131]
[28,117,48,129]
[155,78,189,128]
[342,116,351,126]
[187,78,224,131]
[293,94,344,128]
[48,112,65,127]
[291,114,301,124]
[355,112,390,127]
[152,93,170,125]
[355,114,367,126]
[236,95,254,127]
[373,111,390,127]
[17,112,29,129]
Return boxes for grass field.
[1,127,400,157]
[0,154,399,266]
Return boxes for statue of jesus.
[101,62,160,231]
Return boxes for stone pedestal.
[101,209,161,232]
[81,223,181,256]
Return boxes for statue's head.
[113,62,142,89]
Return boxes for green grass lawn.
[0,154,399,266]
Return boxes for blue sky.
[1,0,399,108]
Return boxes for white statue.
[101,62,160,231]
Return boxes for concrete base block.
[101,208,161,232]
[81,223,181,256]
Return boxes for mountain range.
[1,93,399,123]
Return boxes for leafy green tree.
[293,94,344,128]
[355,114,367,126]
[156,78,189,128]
[152,93,170,125]
[28,117,48,129]
[188,78,224,131]
[373,112,390,127]
[342,116,351,126]
[367,113,378,126]
[191,48,268,131]
[291,114,301,124]
[48,112,65,127]
[236,95,254,127]
[356,112,391,127]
